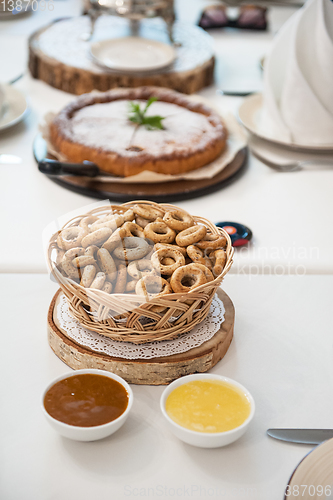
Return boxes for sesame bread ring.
[144,219,176,244]
[170,263,208,293]
[132,204,164,221]
[102,226,131,253]
[79,216,98,233]
[102,281,113,294]
[136,276,172,312]
[90,214,124,233]
[63,247,85,261]
[127,259,155,280]
[175,225,207,247]
[196,233,227,251]
[210,248,227,277]
[122,221,145,238]
[90,272,106,290]
[123,209,135,222]
[135,216,150,229]
[154,242,187,257]
[97,248,117,282]
[151,248,185,276]
[163,209,194,231]
[192,263,215,282]
[84,245,99,257]
[186,245,212,269]
[57,226,86,250]
[72,255,96,268]
[125,280,138,293]
[80,264,96,287]
[62,258,81,280]
[114,263,127,293]
[81,227,112,248]
[113,237,149,261]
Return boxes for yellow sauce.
[165,379,251,433]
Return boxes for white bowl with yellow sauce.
[160,374,255,448]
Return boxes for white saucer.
[90,37,176,73]
[285,438,333,499]
[0,85,29,132]
[238,93,333,153]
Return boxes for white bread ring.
[151,248,185,276]
[79,216,98,233]
[113,237,149,261]
[102,226,131,253]
[170,263,208,293]
[175,225,207,247]
[102,281,113,294]
[72,255,96,268]
[90,214,124,233]
[125,280,138,293]
[90,272,106,290]
[97,248,117,282]
[80,264,96,287]
[84,245,99,257]
[63,247,85,261]
[114,263,127,293]
[61,258,81,279]
[127,259,155,279]
[163,209,194,231]
[144,219,176,244]
[132,204,164,221]
[122,221,145,238]
[81,227,112,248]
[57,226,86,250]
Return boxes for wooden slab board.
[48,288,235,385]
[29,17,215,95]
[34,134,248,202]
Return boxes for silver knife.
[267,428,333,445]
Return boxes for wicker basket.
[47,201,234,344]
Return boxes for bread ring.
[102,281,113,294]
[81,227,112,248]
[154,242,187,257]
[79,216,98,233]
[61,258,81,280]
[57,226,86,250]
[97,248,117,282]
[151,248,185,276]
[114,263,127,293]
[122,221,145,238]
[63,247,85,261]
[90,214,124,233]
[210,248,227,277]
[163,209,194,231]
[135,276,172,312]
[144,219,176,244]
[125,280,138,293]
[175,225,207,247]
[170,263,208,293]
[192,263,214,282]
[132,204,164,221]
[123,209,135,222]
[102,226,131,253]
[127,259,155,279]
[196,233,227,251]
[72,255,96,268]
[186,245,212,269]
[135,216,150,229]
[90,272,106,290]
[84,245,99,257]
[113,237,149,261]
[161,257,175,266]
[80,264,96,287]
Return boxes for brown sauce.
[44,374,129,427]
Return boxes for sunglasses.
[198,5,267,31]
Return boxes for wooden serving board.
[29,17,215,95]
[47,288,235,385]
[34,134,248,202]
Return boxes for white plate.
[0,85,29,132]
[90,37,176,73]
[285,438,333,499]
[238,93,333,153]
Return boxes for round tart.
[50,87,227,177]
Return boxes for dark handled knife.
[267,428,333,445]
[38,159,100,177]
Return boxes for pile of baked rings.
[55,204,227,301]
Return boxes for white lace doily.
[56,294,225,360]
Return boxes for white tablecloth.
[1,273,332,500]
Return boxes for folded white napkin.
[260,0,333,146]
